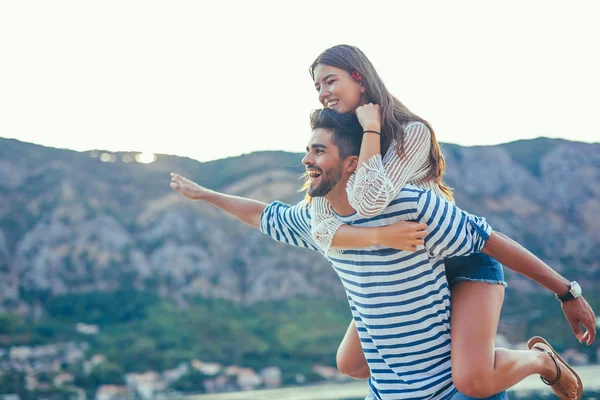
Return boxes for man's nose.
[302,153,312,165]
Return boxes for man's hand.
[355,103,381,132]
[170,173,210,200]
[372,220,428,251]
[169,172,267,228]
[562,296,597,345]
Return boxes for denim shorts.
[444,253,507,288]
[450,389,509,400]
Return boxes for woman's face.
[313,64,367,113]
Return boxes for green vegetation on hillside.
[1,291,352,393]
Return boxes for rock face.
[0,137,598,312]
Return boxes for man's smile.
[307,169,322,183]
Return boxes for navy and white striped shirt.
[260,185,492,400]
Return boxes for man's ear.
[345,156,358,174]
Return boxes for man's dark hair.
[309,108,363,159]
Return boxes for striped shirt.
[260,185,492,400]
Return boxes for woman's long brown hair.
[309,44,454,201]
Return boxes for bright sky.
[1,0,599,163]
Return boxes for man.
[170,109,593,399]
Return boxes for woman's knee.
[452,369,495,399]
[335,349,352,375]
[336,347,370,379]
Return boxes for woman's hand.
[356,103,381,133]
[169,173,211,200]
[372,220,428,251]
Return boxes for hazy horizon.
[1,0,599,163]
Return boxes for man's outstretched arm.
[482,231,596,345]
[169,173,266,228]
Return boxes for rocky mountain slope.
[0,136,598,313]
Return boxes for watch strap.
[556,291,575,303]
[555,281,581,303]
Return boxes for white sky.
[1,0,599,162]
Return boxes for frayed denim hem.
[450,277,508,288]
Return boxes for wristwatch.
[555,281,582,303]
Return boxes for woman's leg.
[450,281,579,398]
[336,319,370,379]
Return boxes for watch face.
[571,281,582,296]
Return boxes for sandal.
[527,336,583,400]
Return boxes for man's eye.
[316,149,324,154]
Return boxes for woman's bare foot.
[532,341,580,399]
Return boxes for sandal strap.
[533,345,561,386]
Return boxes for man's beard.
[308,166,343,197]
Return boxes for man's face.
[302,128,344,198]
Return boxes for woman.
[306,44,594,399]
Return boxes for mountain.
[1,136,598,310]
[0,137,599,331]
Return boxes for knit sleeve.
[310,196,344,255]
[347,122,432,217]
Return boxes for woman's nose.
[318,87,330,103]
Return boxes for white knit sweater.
[311,121,450,254]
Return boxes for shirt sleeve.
[309,197,344,255]
[260,200,321,253]
[416,190,492,258]
[347,122,432,218]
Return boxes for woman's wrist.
[363,130,380,136]
[362,123,381,132]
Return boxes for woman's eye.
[327,79,335,85]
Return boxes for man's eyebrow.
[314,74,336,87]
[306,143,327,152]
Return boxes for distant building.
[312,365,347,382]
[9,346,32,361]
[76,322,100,335]
[223,365,242,376]
[495,333,510,349]
[125,371,165,400]
[95,384,128,400]
[162,363,189,384]
[203,375,230,393]
[84,354,107,375]
[260,366,282,388]
[236,368,262,390]
[191,359,222,376]
[53,372,75,387]
[25,374,38,391]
